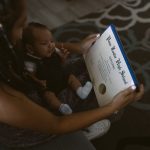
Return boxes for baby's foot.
[76,81,93,100]
[59,104,72,115]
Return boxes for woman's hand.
[109,84,144,112]
[80,33,100,53]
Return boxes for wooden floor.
[27,0,117,29]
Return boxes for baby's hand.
[62,48,70,60]
[55,47,70,63]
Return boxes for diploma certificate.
[84,24,139,106]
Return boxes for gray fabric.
[1,131,96,150]
[0,122,54,148]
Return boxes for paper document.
[84,24,139,106]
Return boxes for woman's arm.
[56,34,99,54]
[0,83,144,135]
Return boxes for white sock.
[59,104,72,115]
[76,81,92,100]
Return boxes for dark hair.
[0,1,15,36]
[0,24,36,93]
[22,22,49,45]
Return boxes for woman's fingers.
[121,86,135,96]
[81,33,101,52]
[85,33,99,40]
[86,34,100,45]
[134,84,144,101]
[111,84,144,111]
[125,84,144,102]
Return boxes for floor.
[27,0,118,29]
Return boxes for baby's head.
[22,22,55,58]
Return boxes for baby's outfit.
[24,52,92,115]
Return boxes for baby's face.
[31,28,55,58]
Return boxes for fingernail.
[131,85,136,90]
[91,34,100,47]
[96,34,100,39]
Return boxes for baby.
[23,22,93,115]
